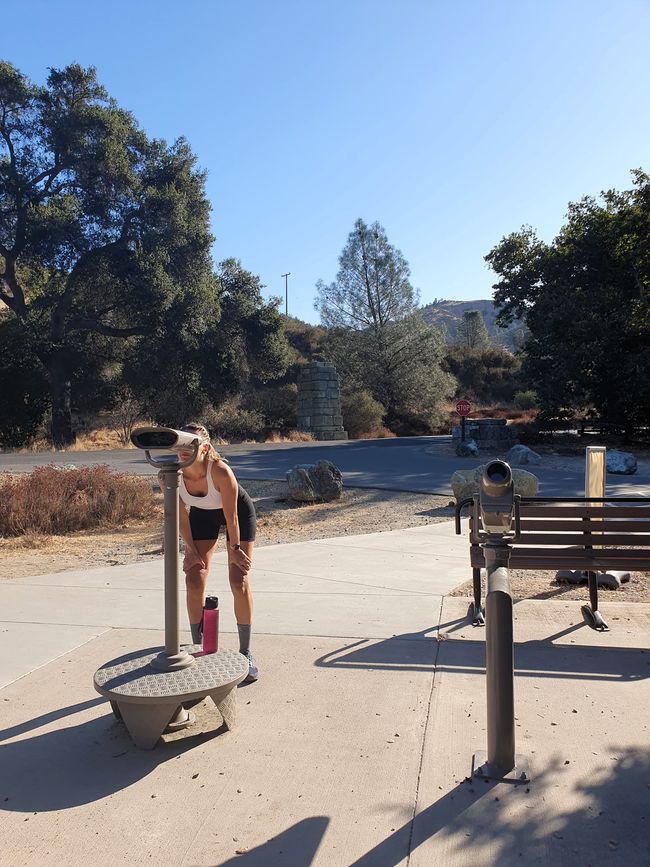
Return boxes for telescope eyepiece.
[482,460,513,496]
[479,460,515,536]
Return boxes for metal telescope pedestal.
[93,447,247,750]
[471,538,530,784]
[470,461,530,785]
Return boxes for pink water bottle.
[202,596,219,653]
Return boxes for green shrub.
[341,389,385,438]
[247,384,298,430]
[0,465,156,537]
[513,390,538,410]
[205,401,266,441]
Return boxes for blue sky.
[5,1,650,323]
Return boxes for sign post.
[456,399,471,441]
[583,446,608,630]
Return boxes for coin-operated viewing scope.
[130,426,200,470]
[479,460,516,536]
[128,426,203,672]
[131,426,199,451]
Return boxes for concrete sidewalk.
[1,520,649,866]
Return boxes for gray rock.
[606,450,637,475]
[286,467,315,501]
[456,438,479,457]
[555,570,631,589]
[506,444,541,466]
[451,465,539,503]
[286,460,343,502]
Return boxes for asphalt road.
[3,436,650,497]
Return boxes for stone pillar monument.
[297,361,348,441]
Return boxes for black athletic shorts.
[189,487,256,542]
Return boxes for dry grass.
[68,428,135,451]
[260,430,316,443]
[11,427,315,453]
[0,466,157,536]
[357,427,397,439]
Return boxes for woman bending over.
[177,422,258,682]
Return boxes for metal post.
[282,272,291,317]
[150,466,195,671]
[461,415,466,442]
[472,537,529,782]
[472,459,529,783]
[582,445,608,631]
[484,541,515,772]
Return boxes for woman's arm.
[212,462,252,572]
[178,496,205,571]
[178,501,194,549]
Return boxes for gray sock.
[237,623,251,655]
[190,622,202,644]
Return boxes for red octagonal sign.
[455,399,471,417]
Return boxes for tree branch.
[68,318,151,338]
[0,255,26,316]
[28,162,64,188]
[0,122,18,181]
[323,294,371,328]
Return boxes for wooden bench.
[455,496,650,630]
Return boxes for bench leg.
[209,683,238,730]
[116,701,180,750]
[471,568,485,627]
[581,570,608,631]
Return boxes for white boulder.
[450,464,539,503]
[456,438,479,457]
[506,444,541,466]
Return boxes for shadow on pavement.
[0,696,105,742]
[0,701,229,812]
[315,623,650,681]
[206,816,330,866]
[348,749,650,866]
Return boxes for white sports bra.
[179,461,223,510]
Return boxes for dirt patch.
[448,569,649,604]
[2,477,647,603]
[0,480,454,581]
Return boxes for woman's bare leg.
[228,541,254,625]
[185,539,217,625]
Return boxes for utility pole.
[282,272,291,317]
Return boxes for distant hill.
[420,299,526,351]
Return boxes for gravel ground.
[0,480,454,581]
[1,477,647,602]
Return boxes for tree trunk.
[47,354,75,447]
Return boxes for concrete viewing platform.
[1,520,648,866]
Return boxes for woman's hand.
[231,547,252,574]
[183,545,206,573]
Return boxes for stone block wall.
[297,362,348,441]
[451,417,518,450]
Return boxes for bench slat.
[517,506,650,519]
[511,533,650,546]
[470,547,650,570]
[517,520,650,533]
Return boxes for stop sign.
[456,399,471,417]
